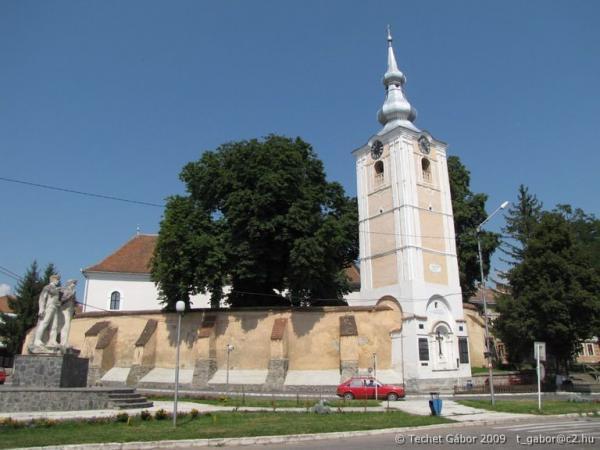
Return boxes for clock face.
[371,140,383,160]
[418,136,430,154]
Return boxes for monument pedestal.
[12,353,89,388]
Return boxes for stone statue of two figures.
[28,274,78,354]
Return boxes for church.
[29,30,476,392]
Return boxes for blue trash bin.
[429,392,443,416]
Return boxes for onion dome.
[377,26,419,133]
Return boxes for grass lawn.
[0,411,451,449]
[470,367,515,375]
[148,395,382,408]
[457,399,600,415]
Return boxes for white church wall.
[83,272,212,312]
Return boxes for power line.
[0,267,21,282]
[0,176,165,208]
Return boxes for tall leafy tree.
[494,211,600,372]
[500,184,543,266]
[152,135,358,309]
[0,261,58,354]
[447,156,501,301]
[553,204,600,274]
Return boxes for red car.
[0,368,6,385]
[337,376,405,401]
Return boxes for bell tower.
[352,27,471,390]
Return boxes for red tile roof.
[84,234,157,274]
[84,235,361,291]
[0,295,15,314]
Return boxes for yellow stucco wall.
[371,254,398,288]
[25,307,402,372]
[369,213,396,256]
[464,305,486,368]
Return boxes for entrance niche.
[430,322,454,371]
[425,296,455,371]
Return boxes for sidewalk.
[386,398,538,422]
[1,397,535,423]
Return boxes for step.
[112,397,150,404]
[115,401,154,410]
[109,393,144,400]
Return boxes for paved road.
[180,417,600,450]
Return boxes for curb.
[13,415,583,450]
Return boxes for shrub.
[140,410,152,421]
[190,408,199,419]
[115,412,129,423]
[37,418,56,428]
[155,409,168,420]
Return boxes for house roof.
[469,286,500,306]
[84,235,361,290]
[0,295,15,314]
[84,234,157,274]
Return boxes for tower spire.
[377,26,418,134]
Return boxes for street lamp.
[373,353,378,401]
[226,344,235,388]
[476,200,509,406]
[173,300,185,427]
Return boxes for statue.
[57,279,77,349]
[29,275,78,354]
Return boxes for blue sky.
[1,0,598,296]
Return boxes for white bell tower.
[351,27,471,390]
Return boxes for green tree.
[500,184,543,265]
[152,135,359,309]
[447,156,501,302]
[0,261,58,354]
[494,211,600,372]
[553,204,600,273]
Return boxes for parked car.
[0,368,6,385]
[336,376,405,401]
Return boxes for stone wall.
[12,354,89,388]
[0,387,113,413]
[22,305,403,390]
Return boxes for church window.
[110,291,121,310]
[374,161,384,186]
[418,338,429,361]
[459,337,469,364]
[418,323,424,329]
[421,158,432,182]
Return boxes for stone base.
[126,365,153,386]
[404,376,460,393]
[340,360,358,382]
[192,358,217,388]
[0,387,129,413]
[266,359,288,387]
[87,366,104,387]
[12,354,89,388]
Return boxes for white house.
[82,234,215,312]
[82,233,361,313]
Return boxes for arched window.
[374,160,384,186]
[110,291,121,310]
[421,158,431,182]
